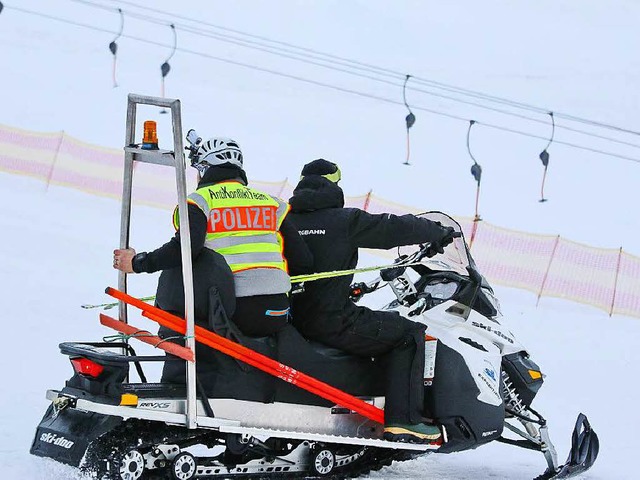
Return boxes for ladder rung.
[124,146,176,166]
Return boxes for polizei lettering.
[298,229,326,235]
[208,206,277,233]
[208,186,269,201]
[40,433,75,449]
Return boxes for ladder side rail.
[170,98,198,430]
[119,99,136,325]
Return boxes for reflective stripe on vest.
[177,181,291,296]
[207,233,279,250]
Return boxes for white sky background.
[1,0,639,251]
[0,1,639,479]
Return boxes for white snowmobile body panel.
[388,302,501,407]
[415,299,525,356]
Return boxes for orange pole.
[106,287,385,424]
[99,313,194,362]
[141,309,381,421]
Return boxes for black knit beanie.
[300,158,341,182]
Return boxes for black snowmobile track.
[82,419,423,480]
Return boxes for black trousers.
[232,293,290,337]
[299,305,426,425]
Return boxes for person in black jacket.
[288,159,457,444]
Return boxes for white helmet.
[191,137,243,174]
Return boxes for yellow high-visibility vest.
[174,181,291,297]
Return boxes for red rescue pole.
[141,308,382,421]
[106,287,385,424]
[99,313,194,362]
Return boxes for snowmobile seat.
[274,325,385,405]
[150,249,385,406]
[305,340,363,360]
[153,319,385,407]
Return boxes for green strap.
[82,295,156,310]
[103,332,194,343]
[84,261,421,310]
[290,261,423,283]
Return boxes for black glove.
[424,226,461,258]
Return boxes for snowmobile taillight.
[70,357,104,378]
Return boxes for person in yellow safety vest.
[113,136,313,337]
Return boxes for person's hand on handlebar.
[423,226,462,258]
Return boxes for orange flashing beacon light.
[141,120,159,150]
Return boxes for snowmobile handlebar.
[350,244,432,302]
[349,279,382,302]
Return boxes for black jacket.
[134,165,313,276]
[288,175,447,336]
[155,248,237,387]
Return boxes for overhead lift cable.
[102,0,640,139]
[7,4,640,166]
[80,0,640,149]
[67,1,640,149]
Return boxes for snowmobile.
[30,94,599,479]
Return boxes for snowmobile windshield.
[398,212,471,276]
[398,212,500,317]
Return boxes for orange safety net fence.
[1,123,638,319]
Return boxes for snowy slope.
[0,1,639,478]
[1,172,637,479]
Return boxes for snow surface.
[0,1,639,478]
[1,172,636,480]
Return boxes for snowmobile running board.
[43,389,435,452]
